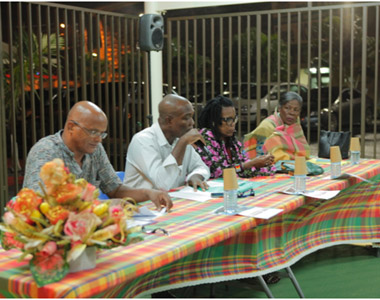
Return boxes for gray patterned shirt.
[23,130,121,194]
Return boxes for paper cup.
[223,168,238,190]
[294,156,307,175]
[350,137,360,151]
[330,146,342,163]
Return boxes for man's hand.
[188,174,209,191]
[146,189,173,212]
[181,128,207,146]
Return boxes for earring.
[212,122,215,126]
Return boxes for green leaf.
[29,252,69,287]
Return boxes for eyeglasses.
[142,226,170,236]
[70,120,108,139]
[220,115,238,126]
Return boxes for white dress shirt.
[124,123,210,191]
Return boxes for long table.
[1,159,380,297]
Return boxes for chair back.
[98,171,125,200]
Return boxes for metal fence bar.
[164,2,380,152]
[246,16,251,134]
[1,2,143,199]
[0,1,8,213]
[361,7,368,156]
[374,7,379,159]
[236,15,242,136]
[349,8,354,135]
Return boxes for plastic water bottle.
[331,162,341,179]
[224,189,238,215]
[351,151,360,165]
[294,175,306,193]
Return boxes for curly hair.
[198,95,235,142]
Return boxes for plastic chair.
[98,171,125,200]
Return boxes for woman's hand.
[245,154,275,169]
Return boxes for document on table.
[169,186,212,202]
[169,179,265,202]
[127,206,167,227]
[211,205,283,219]
[320,172,376,184]
[238,207,283,219]
[281,187,340,200]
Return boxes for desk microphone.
[194,140,212,156]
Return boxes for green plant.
[3,30,64,123]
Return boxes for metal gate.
[164,2,380,157]
[0,2,147,209]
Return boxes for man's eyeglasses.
[221,115,238,126]
[70,120,108,139]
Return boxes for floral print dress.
[195,129,276,179]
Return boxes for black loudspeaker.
[139,14,164,51]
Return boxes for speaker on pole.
[139,14,164,52]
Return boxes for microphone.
[194,140,212,155]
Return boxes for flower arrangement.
[0,158,142,286]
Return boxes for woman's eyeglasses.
[70,120,108,139]
[220,115,238,126]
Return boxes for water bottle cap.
[223,168,238,190]
[350,137,360,151]
[330,146,342,163]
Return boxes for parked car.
[231,82,309,127]
[298,86,341,132]
[319,88,375,131]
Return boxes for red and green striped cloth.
[0,159,379,297]
[244,113,310,162]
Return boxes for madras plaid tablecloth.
[0,159,379,297]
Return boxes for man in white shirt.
[124,94,210,191]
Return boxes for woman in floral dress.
[195,95,275,179]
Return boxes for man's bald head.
[158,94,191,121]
[63,101,108,156]
[66,101,107,125]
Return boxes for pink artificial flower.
[3,211,15,226]
[109,205,125,221]
[33,249,65,273]
[90,223,121,241]
[8,188,42,223]
[2,232,24,249]
[212,156,219,162]
[41,241,57,256]
[39,158,69,194]
[81,183,97,202]
[64,211,102,242]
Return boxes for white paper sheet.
[169,186,213,202]
[321,172,374,184]
[238,207,283,219]
[281,187,340,200]
[127,206,167,227]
